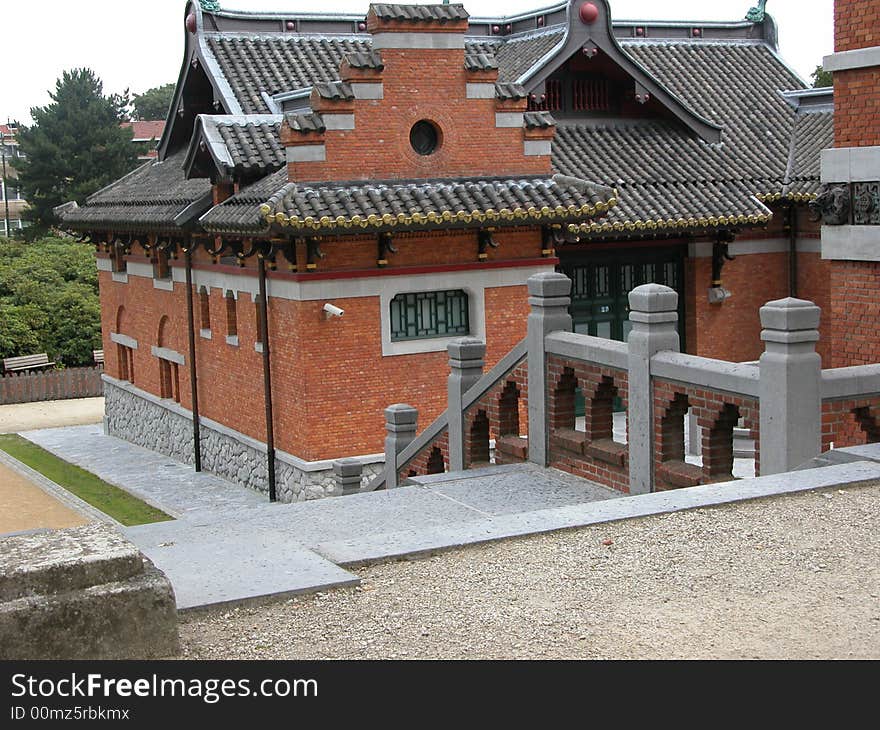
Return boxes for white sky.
[3,0,833,125]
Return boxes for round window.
[410,120,440,156]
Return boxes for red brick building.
[820,0,880,367]
[58,0,834,500]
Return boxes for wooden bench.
[93,349,105,366]
[2,353,56,373]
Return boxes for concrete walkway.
[19,425,880,611]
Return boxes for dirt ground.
[0,397,104,434]
[0,397,103,534]
[0,461,88,534]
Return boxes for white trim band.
[151,346,185,365]
[351,83,383,100]
[821,146,880,183]
[323,113,356,130]
[467,83,496,99]
[286,145,326,163]
[823,45,880,73]
[371,32,465,50]
[495,112,524,128]
[110,332,138,349]
[524,139,552,156]
[821,225,880,261]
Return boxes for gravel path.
[180,481,880,659]
[0,397,104,434]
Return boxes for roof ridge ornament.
[745,0,768,23]
[198,1,221,11]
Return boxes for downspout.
[258,255,277,502]
[788,202,798,298]
[184,247,202,471]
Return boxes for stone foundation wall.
[103,376,382,502]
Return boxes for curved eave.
[255,194,618,237]
[574,211,772,238]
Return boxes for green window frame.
[390,289,470,341]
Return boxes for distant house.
[0,123,27,236]
[121,120,166,160]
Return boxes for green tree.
[14,68,139,233]
[811,65,833,88]
[132,83,175,121]
[0,236,101,366]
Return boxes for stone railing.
[364,339,527,491]
[353,272,880,495]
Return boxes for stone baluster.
[759,297,822,474]
[627,284,680,494]
[447,337,486,472]
[527,272,573,466]
[383,404,417,489]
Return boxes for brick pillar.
[383,403,417,489]
[527,272,573,466]
[627,284,680,495]
[333,458,363,496]
[759,297,822,474]
[447,337,486,472]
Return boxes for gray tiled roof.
[464,53,498,72]
[201,173,616,235]
[620,41,802,181]
[494,30,563,83]
[205,36,371,114]
[59,151,211,233]
[552,122,772,234]
[495,82,528,100]
[216,119,285,175]
[199,168,288,234]
[286,112,326,133]
[781,109,833,199]
[343,51,384,70]
[371,4,469,22]
[523,111,555,128]
[314,81,354,100]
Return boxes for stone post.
[759,297,822,474]
[447,337,486,472]
[384,403,418,489]
[527,272,573,466]
[627,284,680,494]
[333,458,363,496]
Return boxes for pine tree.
[133,83,176,121]
[14,68,139,233]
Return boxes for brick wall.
[546,355,629,492]
[835,0,880,53]
[652,379,759,491]
[99,241,541,462]
[829,260,880,367]
[686,251,789,362]
[822,396,880,450]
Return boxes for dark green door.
[560,249,686,415]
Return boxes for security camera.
[323,302,344,318]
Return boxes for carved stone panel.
[853,182,880,225]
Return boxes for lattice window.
[527,78,562,112]
[390,290,469,341]
[572,78,610,112]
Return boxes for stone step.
[0,524,144,602]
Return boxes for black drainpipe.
[258,255,277,502]
[788,202,799,298]
[184,247,202,471]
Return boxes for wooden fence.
[0,366,104,405]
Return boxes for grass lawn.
[0,434,173,526]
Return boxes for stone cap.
[384,403,418,425]
[628,283,678,313]
[760,297,820,331]
[527,272,571,298]
[332,458,363,477]
[447,337,486,362]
